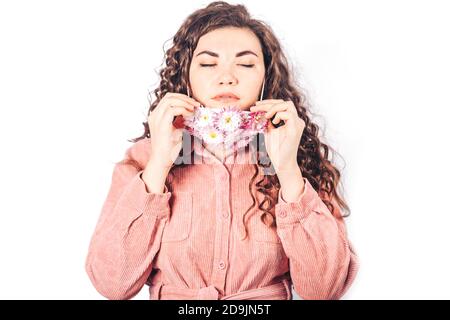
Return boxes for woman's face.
[189,27,265,111]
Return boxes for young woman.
[85,1,359,300]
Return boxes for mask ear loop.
[187,84,204,108]
[259,79,265,101]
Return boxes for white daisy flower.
[217,110,241,132]
[196,107,216,128]
[201,128,224,144]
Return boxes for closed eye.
[200,64,255,68]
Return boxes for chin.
[209,100,241,108]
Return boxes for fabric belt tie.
[150,278,292,300]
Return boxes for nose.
[219,79,236,85]
[218,72,237,86]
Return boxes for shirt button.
[222,212,229,218]
[218,261,226,270]
[279,211,287,218]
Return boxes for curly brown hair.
[122,1,350,240]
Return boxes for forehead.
[194,27,262,56]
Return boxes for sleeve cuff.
[275,177,324,225]
[278,177,308,204]
[117,170,172,220]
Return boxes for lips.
[213,96,240,103]
[212,92,240,104]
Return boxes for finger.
[162,99,196,113]
[164,92,201,107]
[152,101,194,125]
[172,128,184,143]
[151,99,193,124]
[255,99,297,111]
[272,111,291,124]
[255,99,284,105]
[162,105,195,124]
[287,101,297,113]
[264,103,289,119]
[167,105,195,118]
[250,101,284,112]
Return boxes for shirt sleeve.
[85,148,172,300]
[274,177,360,300]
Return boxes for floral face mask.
[182,105,269,151]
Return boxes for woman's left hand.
[250,99,305,173]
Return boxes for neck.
[203,143,237,163]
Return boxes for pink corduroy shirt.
[85,136,359,300]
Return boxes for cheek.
[189,73,207,93]
[241,80,263,98]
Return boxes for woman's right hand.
[147,92,200,169]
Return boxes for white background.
[1,0,449,299]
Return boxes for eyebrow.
[195,50,258,58]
